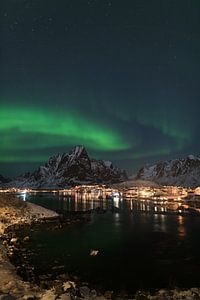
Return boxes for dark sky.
[1,0,200,177]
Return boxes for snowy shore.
[0,194,59,299]
[0,196,59,236]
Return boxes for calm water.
[18,193,200,292]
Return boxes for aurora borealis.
[1,0,200,176]
[0,105,129,161]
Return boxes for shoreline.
[1,194,200,299]
[0,194,60,299]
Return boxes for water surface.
[18,192,200,292]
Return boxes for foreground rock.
[134,288,200,299]
[6,146,127,189]
[136,154,200,187]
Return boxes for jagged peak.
[69,145,88,158]
[186,154,200,161]
[103,160,113,168]
[136,154,200,187]
[188,154,195,160]
[6,145,127,188]
[143,155,200,169]
[47,153,62,167]
[46,146,89,167]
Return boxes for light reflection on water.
[15,192,200,291]
[19,193,190,239]
[17,192,191,215]
[153,213,168,232]
[177,215,186,237]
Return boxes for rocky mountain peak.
[136,155,200,187]
[8,145,127,188]
[69,145,88,158]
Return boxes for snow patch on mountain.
[136,155,200,187]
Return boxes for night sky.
[1,0,200,177]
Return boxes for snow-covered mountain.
[135,155,200,187]
[9,146,127,188]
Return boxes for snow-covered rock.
[135,155,200,187]
[8,146,127,188]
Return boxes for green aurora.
[136,111,192,152]
[0,102,192,164]
[0,105,130,162]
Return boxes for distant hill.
[135,155,200,187]
[0,174,11,184]
[8,145,127,188]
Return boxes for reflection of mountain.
[9,146,127,188]
[136,155,200,187]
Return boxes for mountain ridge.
[7,145,127,188]
[135,154,200,187]
[0,174,11,184]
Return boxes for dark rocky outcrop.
[0,174,11,184]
